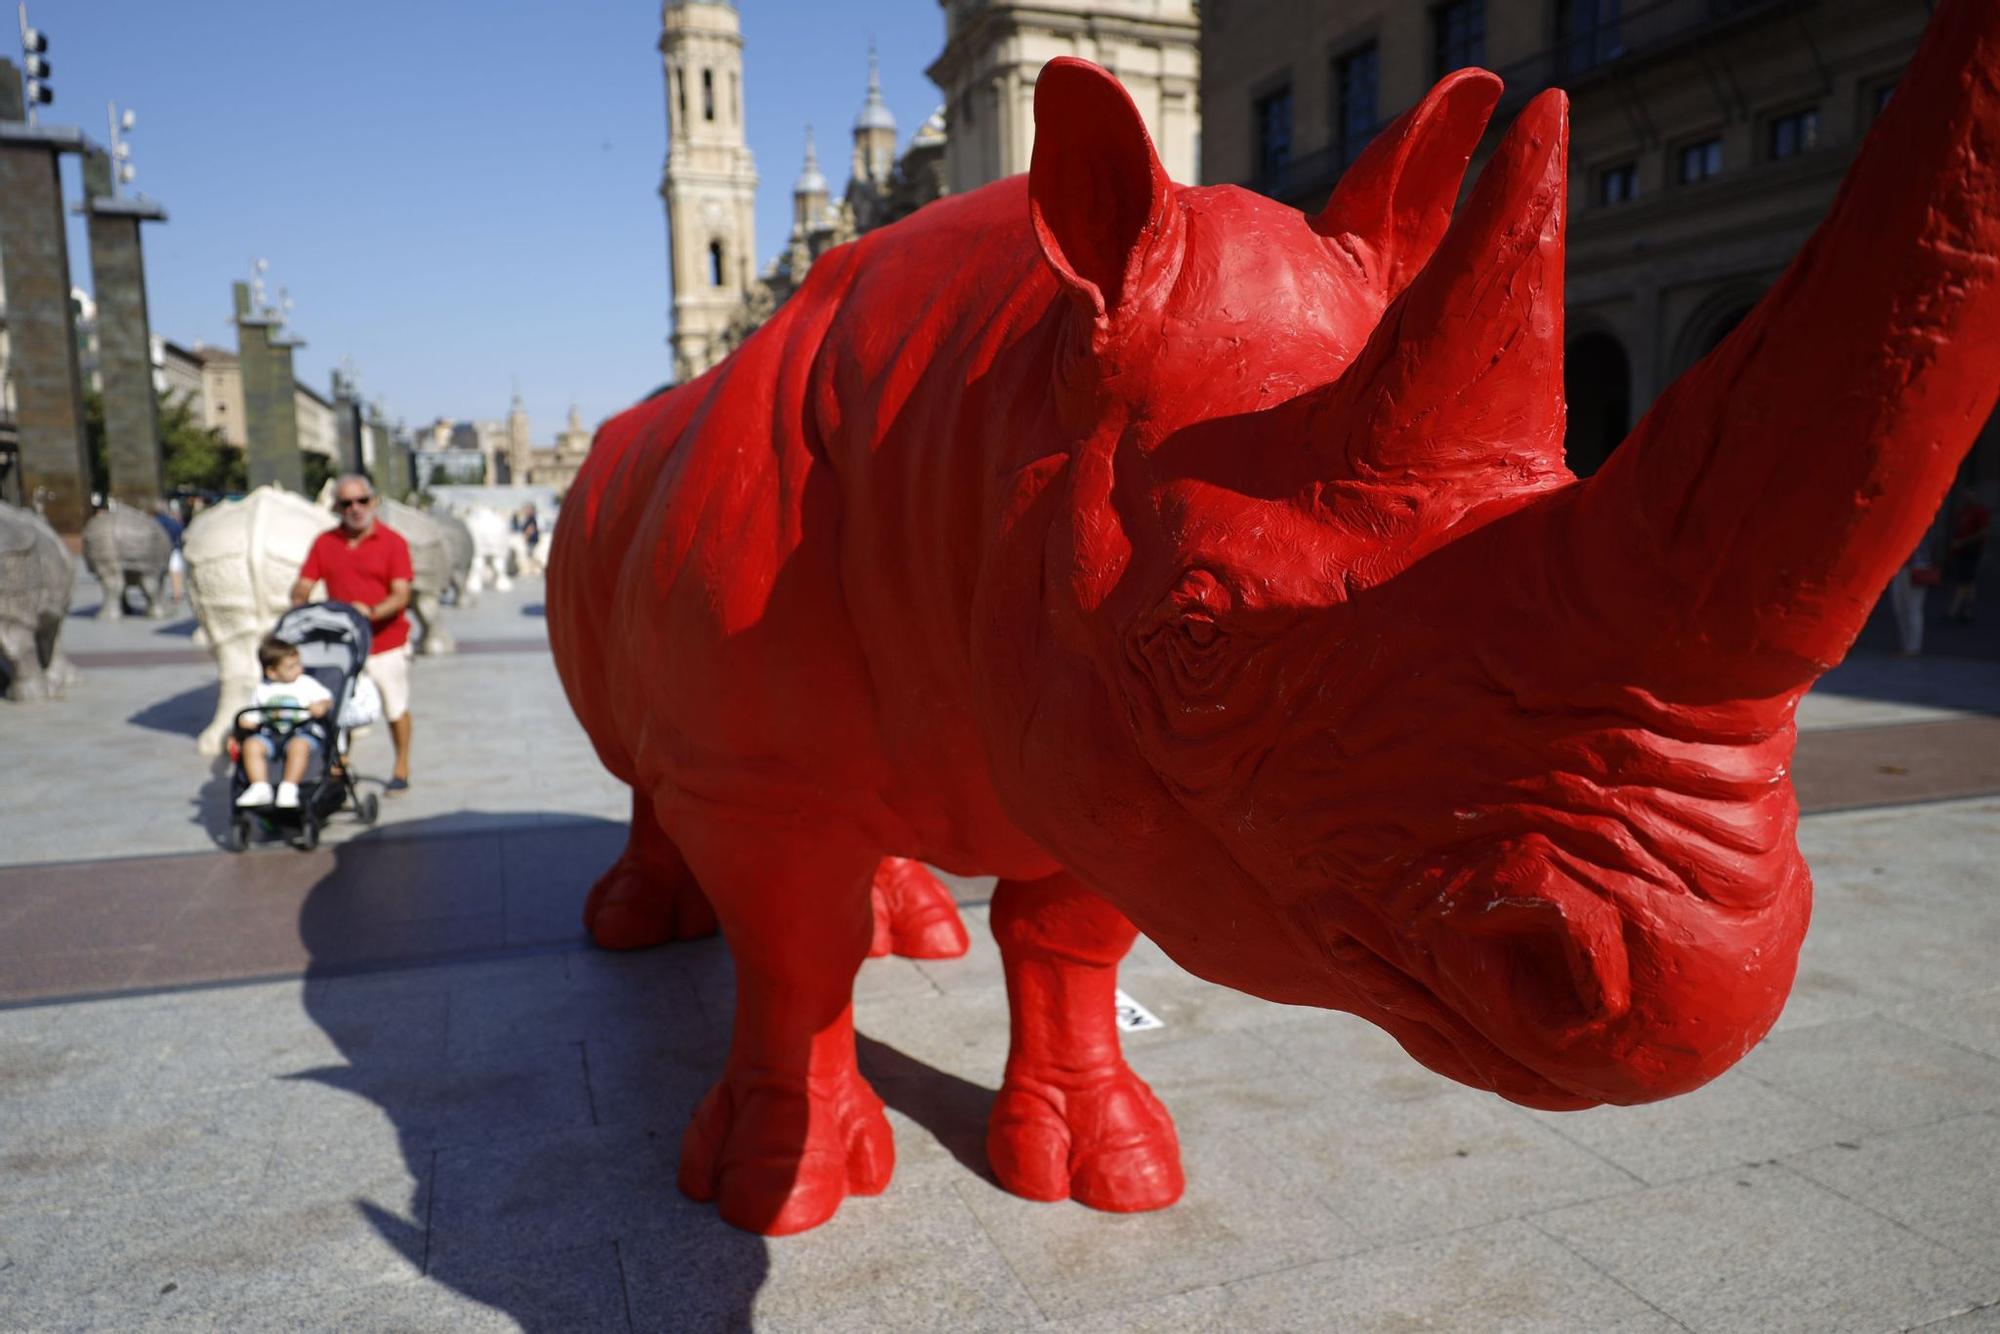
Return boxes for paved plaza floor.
[1,572,1997,1332]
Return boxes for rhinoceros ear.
[1029,58,1181,321]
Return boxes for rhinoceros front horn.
[1311,67,1503,303]
[1566,0,2000,701]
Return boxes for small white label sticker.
[1114,988,1165,1033]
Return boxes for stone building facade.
[659,0,761,384]
[1200,0,1998,496]
[930,0,1202,190]
[660,1,1202,383]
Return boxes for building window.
[674,70,686,131]
[1598,161,1638,205]
[708,241,724,287]
[702,69,715,122]
[1677,136,1723,184]
[729,72,740,125]
[1432,1,1485,77]
[1254,85,1293,194]
[1555,0,1622,76]
[1768,108,1819,159]
[1334,43,1379,168]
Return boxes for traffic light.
[21,12,52,108]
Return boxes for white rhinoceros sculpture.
[453,503,516,593]
[82,506,173,621]
[183,486,335,753]
[0,501,80,701]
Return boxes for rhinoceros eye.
[1135,569,1238,703]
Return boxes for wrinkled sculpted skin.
[82,507,172,621]
[0,502,79,701]
[549,3,2000,1236]
[184,486,335,753]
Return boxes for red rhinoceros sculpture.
[549,0,2000,1235]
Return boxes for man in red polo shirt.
[291,474,416,792]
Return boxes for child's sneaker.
[237,782,274,807]
[275,783,301,810]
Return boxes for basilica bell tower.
[660,0,759,383]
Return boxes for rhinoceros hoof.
[867,857,970,959]
[679,1066,894,1235]
[987,1067,1184,1213]
[5,675,53,702]
[582,854,718,948]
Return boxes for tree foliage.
[159,390,246,494]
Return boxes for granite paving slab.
[1534,1163,2000,1334]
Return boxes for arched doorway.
[1671,285,1766,378]
[1564,331,1632,477]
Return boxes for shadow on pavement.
[293,812,772,1329]
[129,680,217,738]
[857,1034,998,1184]
[152,615,199,638]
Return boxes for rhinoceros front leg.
[987,872,1184,1213]
[1,620,51,700]
[583,790,718,948]
[867,856,970,959]
[92,564,125,621]
[410,589,454,655]
[672,812,894,1234]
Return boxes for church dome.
[853,48,897,133]
[794,127,829,195]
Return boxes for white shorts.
[366,645,412,723]
[167,549,186,576]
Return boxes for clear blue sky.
[41,1,950,439]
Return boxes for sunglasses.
[334,497,373,510]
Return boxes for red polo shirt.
[299,522,415,652]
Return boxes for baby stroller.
[224,601,382,851]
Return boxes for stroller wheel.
[359,792,380,826]
[227,812,251,853]
[298,819,321,852]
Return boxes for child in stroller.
[225,601,382,851]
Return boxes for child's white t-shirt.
[249,674,333,728]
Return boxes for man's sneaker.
[237,782,274,807]
[275,783,301,810]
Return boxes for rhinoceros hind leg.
[868,856,969,959]
[672,818,891,1234]
[986,872,1184,1213]
[583,791,718,948]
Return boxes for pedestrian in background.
[1945,486,1991,623]
[154,501,187,607]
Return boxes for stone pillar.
[331,369,363,475]
[233,281,302,492]
[82,149,168,509]
[0,62,91,532]
[370,405,409,500]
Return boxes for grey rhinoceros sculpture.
[0,502,80,701]
[432,509,476,607]
[82,506,173,621]
[381,498,456,656]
